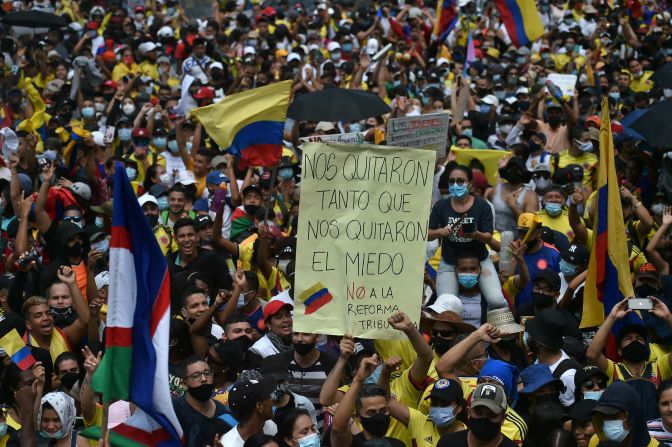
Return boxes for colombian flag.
[191,81,291,169]
[300,282,334,315]
[0,329,35,370]
[495,0,544,47]
[581,98,636,360]
[434,0,459,41]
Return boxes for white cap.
[308,43,320,53]
[70,182,92,201]
[157,26,173,38]
[287,53,302,63]
[327,41,341,52]
[176,170,196,185]
[90,5,105,16]
[534,162,551,173]
[95,271,110,289]
[315,121,336,132]
[458,0,475,6]
[138,42,158,54]
[272,290,294,308]
[366,38,379,55]
[91,131,105,147]
[47,50,61,59]
[209,61,224,70]
[436,57,450,67]
[138,193,158,207]
[427,294,463,315]
[243,46,256,56]
[481,94,499,106]
[408,7,423,19]
[68,22,82,32]
[515,86,529,95]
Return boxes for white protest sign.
[299,132,367,145]
[386,113,450,157]
[548,74,578,97]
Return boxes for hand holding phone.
[628,298,653,310]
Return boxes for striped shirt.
[648,418,672,445]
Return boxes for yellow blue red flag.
[191,81,291,169]
[495,0,544,47]
[581,97,636,359]
[434,0,459,41]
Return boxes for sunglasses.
[447,178,468,185]
[532,172,550,179]
[63,216,82,223]
[432,329,456,338]
[582,379,607,390]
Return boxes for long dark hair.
[274,408,311,447]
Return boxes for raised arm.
[60,266,91,346]
[586,298,628,372]
[80,346,103,424]
[388,311,434,385]
[435,323,500,379]
[568,188,588,245]
[212,207,239,256]
[645,206,672,274]
[191,289,229,357]
[319,335,355,406]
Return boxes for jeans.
[436,258,508,310]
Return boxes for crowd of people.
[0,0,671,446]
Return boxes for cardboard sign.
[547,74,578,97]
[386,113,450,157]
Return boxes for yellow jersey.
[557,150,598,187]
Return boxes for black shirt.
[172,394,231,447]
[429,196,493,264]
[168,248,232,291]
[438,430,518,447]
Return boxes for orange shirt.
[72,261,88,302]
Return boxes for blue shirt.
[515,242,561,310]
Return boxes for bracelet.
[634,201,642,209]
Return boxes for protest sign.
[547,74,578,97]
[294,142,436,339]
[299,132,367,145]
[386,114,450,157]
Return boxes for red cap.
[102,79,118,89]
[611,121,624,134]
[471,169,488,191]
[585,115,601,128]
[134,5,145,12]
[193,86,215,100]
[86,21,99,30]
[132,128,149,138]
[262,6,276,16]
[258,300,293,331]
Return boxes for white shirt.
[249,335,281,358]
[545,350,577,407]
[220,421,278,447]
[459,293,482,328]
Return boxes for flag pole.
[99,402,110,446]
[263,165,279,225]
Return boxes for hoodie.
[591,382,658,447]
[40,222,90,296]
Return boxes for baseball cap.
[138,42,158,54]
[427,378,463,403]
[138,194,158,207]
[193,87,215,100]
[471,383,507,415]
[517,212,542,230]
[260,354,291,382]
[158,26,173,38]
[242,184,262,197]
[259,297,293,331]
[195,214,213,230]
[243,46,256,56]
[69,182,91,201]
[209,61,224,71]
[315,121,336,133]
[228,376,276,417]
[481,95,499,106]
[562,243,589,266]
[211,155,228,168]
[573,365,609,390]
[533,162,551,173]
[287,53,302,63]
[427,293,463,315]
[327,41,341,52]
[176,170,196,186]
[132,128,149,139]
[637,262,659,280]
[533,269,561,292]
[206,171,227,186]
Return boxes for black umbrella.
[630,99,672,147]
[651,63,672,89]
[0,11,67,29]
[288,88,390,122]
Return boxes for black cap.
[212,339,246,367]
[260,354,291,382]
[562,243,589,266]
[427,379,463,403]
[533,269,561,292]
[574,365,609,389]
[569,399,597,422]
[194,214,213,230]
[526,308,566,350]
[228,375,276,415]
[242,184,262,197]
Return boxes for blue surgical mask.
[462,128,473,137]
[582,390,603,401]
[167,6,175,15]
[39,429,67,440]
[91,238,109,254]
[126,167,137,181]
[602,419,629,442]
[364,363,383,384]
[118,128,132,142]
[43,149,58,161]
[479,104,492,114]
[145,85,154,95]
[449,183,469,199]
[168,140,179,153]
[608,92,620,101]
[545,202,562,216]
[278,167,294,181]
[516,56,526,65]
[297,433,320,447]
[0,422,6,438]
[81,107,95,118]
[429,405,456,428]
[342,42,353,53]
[157,196,169,211]
[458,273,479,288]
[237,293,247,309]
[559,259,578,277]
[350,123,363,133]
[153,137,167,148]
[94,216,104,228]
[185,141,193,151]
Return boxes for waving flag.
[581,98,636,360]
[495,0,544,47]
[0,329,35,370]
[463,29,476,78]
[84,165,182,447]
[191,81,291,169]
[435,0,459,41]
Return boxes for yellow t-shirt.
[627,71,655,93]
[258,267,291,301]
[407,407,466,447]
[588,433,659,446]
[536,208,576,242]
[557,150,598,186]
[154,225,177,256]
[138,61,159,81]
[604,354,672,385]
[129,151,166,184]
[84,404,103,447]
[111,62,141,82]
[374,339,417,372]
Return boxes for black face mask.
[517,100,530,112]
[532,292,554,309]
[145,214,159,228]
[548,115,562,128]
[187,383,213,402]
[246,204,260,216]
[360,412,390,437]
[51,306,76,327]
[635,284,658,298]
[532,392,560,407]
[59,371,79,389]
[293,342,315,356]
[431,336,453,356]
[476,87,490,97]
[527,141,541,153]
[468,416,501,440]
[65,241,83,258]
[621,340,648,363]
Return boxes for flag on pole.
[434,0,459,42]
[581,97,637,360]
[463,29,476,78]
[495,0,544,47]
[0,329,35,370]
[84,165,183,447]
[191,81,291,169]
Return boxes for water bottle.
[545,80,564,103]
[499,231,514,275]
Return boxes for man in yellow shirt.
[536,185,574,245]
[127,128,166,184]
[625,59,654,93]
[137,41,159,81]
[557,126,598,194]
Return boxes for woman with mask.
[429,164,508,311]
[486,156,538,233]
[275,408,320,447]
[37,391,88,446]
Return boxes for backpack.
[615,362,660,420]
[552,358,582,381]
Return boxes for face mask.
[429,405,456,428]
[81,107,95,118]
[359,412,390,437]
[65,241,83,258]
[157,196,169,211]
[431,336,452,356]
[246,204,260,216]
[458,273,479,288]
[94,216,104,228]
[145,85,154,95]
[39,429,67,440]
[122,104,136,116]
[499,124,513,135]
[364,364,383,385]
[331,51,341,62]
[494,91,506,100]
[94,102,106,112]
[278,167,294,181]
[449,183,469,199]
[118,128,132,141]
[479,104,492,114]
[135,13,144,21]
[342,43,353,53]
[168,140,179,153]
[602,419,629,442]
[583,390,603,401]
[517,100,530,111]
[146,214,159,228]
[532,292,554,308]
[43,149,58,161]
[236,293,248,309]
[153,137,167,148]
[159,173,172,185]
[59,371,79,389]
[468,416,501,440]
[559,259,578,277]
[294,342,315,356]
[575,139,593,152]
[635,283,657,298]
[545,202,562,216]
[126,167,138,181]
[278,259,291,274]
[632,70,643,79]
[516,57,526,65]
[297,433,320,447]
[664,89,672,98]
[350,123,363,133]
[91,238,109,254]
[186,141,193,151]
[0,422,6,438]
[187,383,213,402]
[507,74,519,85]
[621,340,648,363]
[534,177,551,191]
[548,115,562,128]
[652,203,666,216]
[608,92,620,101]
[462,128,473,137]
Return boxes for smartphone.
[37,157,50,172]
[628,298,653,310]
[461,221,476,233]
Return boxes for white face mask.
[575,139,593,152]
[499,124,513,135]
[122,103,136,116]
[534,177,551,191]
[652,203,666,216]
[664,88,672,98]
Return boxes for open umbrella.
[619,108,647,142]
[651,63,672,89]
[288,88,390,122]
[630,100,672,148]
[0,11,67,28]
